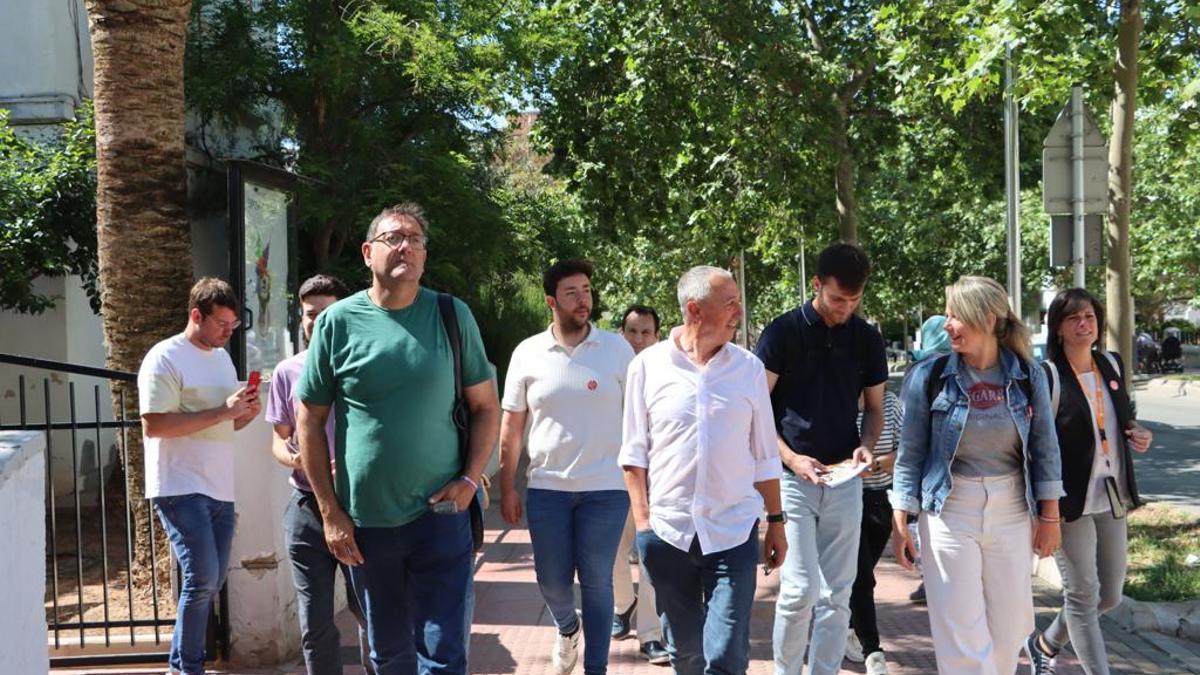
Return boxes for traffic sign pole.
[1071,86,1087,287]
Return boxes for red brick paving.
[56,505,1197,674]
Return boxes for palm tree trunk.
[1106,0,1140,384]
[86,0,194,581]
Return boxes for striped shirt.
[859,389,903,490]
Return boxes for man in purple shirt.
[266,274,373,675]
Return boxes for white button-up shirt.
[619,327,782,554]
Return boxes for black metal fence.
[0,353,228,667]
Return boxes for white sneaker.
[865,651,890,675]
[553,628,580,674]
[845,632,865,663]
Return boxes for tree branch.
[798,1,826,54]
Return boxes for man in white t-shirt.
[499,259,635,675]
[610,305,669,665]
[138,277,262,675]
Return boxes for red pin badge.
[587,380,598,391]
[1109,380,1119,391]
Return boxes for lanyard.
[1070,362,1111,459]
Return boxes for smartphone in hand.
[247,370,262,390]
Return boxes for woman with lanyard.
[890,276,1063,675]
[1025,288,1152,675]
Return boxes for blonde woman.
[889,276,1064,674]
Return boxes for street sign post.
[1043,86,1109,287]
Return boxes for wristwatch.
[766,512,787,524]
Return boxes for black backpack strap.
[437,292,485,553]
[924,354,950,406]
[436,293,468,464]
[1018,358,1033,403]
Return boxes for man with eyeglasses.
[498,259,634,675]
[297,203,500,675]
[138,277,262,675]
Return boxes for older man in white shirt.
[620,265,788,675]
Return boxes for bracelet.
[1038,515,1061,524]
[459,475,479,491]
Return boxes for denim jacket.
[889,348,1064,515]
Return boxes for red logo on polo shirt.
[587,380,598,391]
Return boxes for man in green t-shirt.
[296,202,500,675]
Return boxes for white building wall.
[0,276,116,504]
[0,431,50,675]
[0,0,92,129]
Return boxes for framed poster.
[227,161,299,380]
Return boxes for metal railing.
[0,353,228,667]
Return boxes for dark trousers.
[284,490,374,675]
[637,526,759,675]
[349,510,474,675]
[849,488,893,655]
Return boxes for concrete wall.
[0,431,49,675]
[227,417,303,665]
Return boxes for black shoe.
[611,599,636,640]
[909,582,926,604]
[1024,634,1057,675]
[640,640,670,665]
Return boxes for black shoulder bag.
[437,293,485,553]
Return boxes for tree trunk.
[832,101,859,244]
[87,0,194,583]
[1106,0,1140,384]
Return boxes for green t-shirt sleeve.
[454,297,494,387]
[297,311,337,406]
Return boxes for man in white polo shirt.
[499,258,634,675]
[620,265,787,675]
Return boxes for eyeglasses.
[207,316,242,330]
[370,230,428,250]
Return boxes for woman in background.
[1024,288,1152,675]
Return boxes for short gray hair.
[366,202,429,241]
[677,265,734,315]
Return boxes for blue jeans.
[636,525,759,675]
[348,510,474,675]
[525,488,629,675]
[773,474,862,675]
[283,490,373,675]
[153,493,236,675]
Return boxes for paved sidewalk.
[58,504,1200,674]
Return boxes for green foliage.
[1129,104,1200,320]
[186,0,531,296]
[1125,503,1200,603]
[177,0,1200,356]
[0,104,98,314]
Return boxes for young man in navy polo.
[754,243,889,675]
